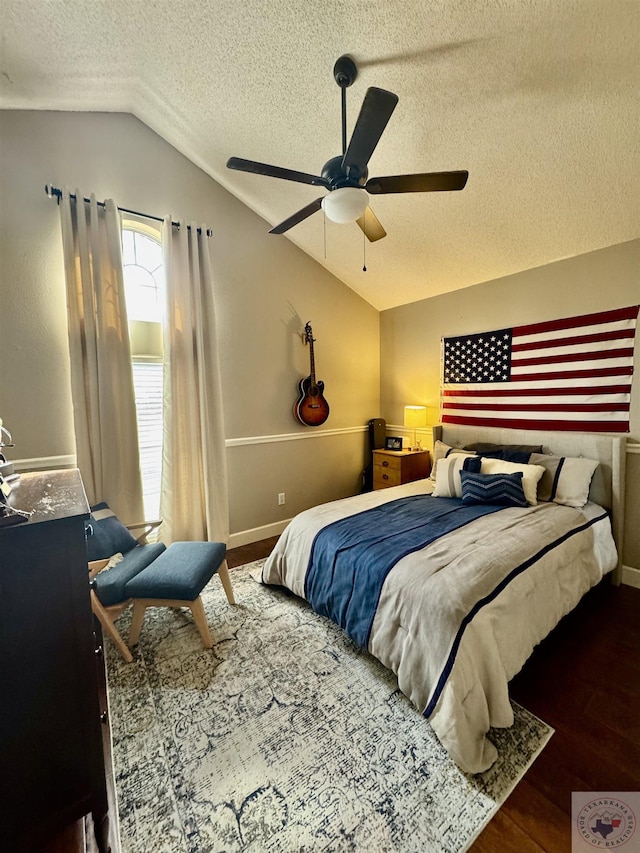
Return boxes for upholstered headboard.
[432,424,626,584]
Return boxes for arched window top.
[122,222,164,324]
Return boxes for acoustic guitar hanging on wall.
[294,322,330,427]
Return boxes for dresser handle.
[100,711,108,725]
[382,460,389,467]
[382,474,388,480]
[95,645,103,658]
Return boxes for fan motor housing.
[333,55,357,88]
[321,155,367,189]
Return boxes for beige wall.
[380,239,640,571]
[0,110,380,540]
[1,109,637,572]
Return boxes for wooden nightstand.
[373,449,431,490]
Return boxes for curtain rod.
[44,184,212,237]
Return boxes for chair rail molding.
[13,454,77,472]
[225,425,367,447]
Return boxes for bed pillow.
[85,501,138,561]
[463,441,544,454]
[528,453,599,507]
[476,448,534,464]
[430,440,476,480]
[478,458,546,506]
[432,454,481,498]
[460,470,528,507]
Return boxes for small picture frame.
[385,436,403,451]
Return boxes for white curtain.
[59,189,144,522]
[160,219,229,544]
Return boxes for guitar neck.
[308,338,317,385]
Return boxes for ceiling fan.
[227,55,468,242]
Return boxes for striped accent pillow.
[460,470,529,507]
[430,440,476,482]
[528,454,599,507]
[433,454,480,498]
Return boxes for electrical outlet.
[278,492,286,506]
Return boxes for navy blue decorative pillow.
[462,455,482,473]
[463,442,543,454]
[460,470,528,507]
[85,501,138,561]
[478,449,533,464]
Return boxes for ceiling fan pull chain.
[362,210,367,272]
[323,209,327,259]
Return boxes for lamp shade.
[321,187,369,223]
[403,406,427,429]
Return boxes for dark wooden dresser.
[0,469,111,852]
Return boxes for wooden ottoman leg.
[129,600,148,646]
[91,590,133,664]
[123,544,230,652]
[189,596,213,648]
[217,559,236,605]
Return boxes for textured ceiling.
[2,0,639,310]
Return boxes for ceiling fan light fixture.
[322,187,369,224]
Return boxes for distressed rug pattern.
[106,560,552,853]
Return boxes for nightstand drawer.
[376,454,403,473]
[373,465,402,488]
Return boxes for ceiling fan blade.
[227,157,328,188]
[342,87,399,177]
[366,170,469,194]
[356,207,386,242]
[269,198,324,234]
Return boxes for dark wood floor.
[45,537,639,853]
[473,574,640,852]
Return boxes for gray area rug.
[106,560,553,853]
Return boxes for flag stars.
[443,328,513,384]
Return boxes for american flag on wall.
[440,305,639,433]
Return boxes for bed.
[261,425,625,773]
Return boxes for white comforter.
[262,480,618,773]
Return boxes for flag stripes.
[441,305,638,432]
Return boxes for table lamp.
[403,406,427,451]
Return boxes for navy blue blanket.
[304,495,503,648]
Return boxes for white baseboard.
[228,518,291,549]
[621,565,640,589]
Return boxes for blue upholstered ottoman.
[123,541,235,650]
[92,542,166,607]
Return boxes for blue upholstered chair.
[87,503,234,662]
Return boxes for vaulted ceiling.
[2,0,638,310]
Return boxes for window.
[121,223,164,521]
